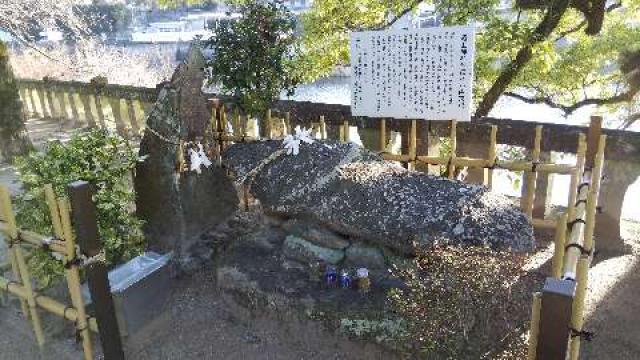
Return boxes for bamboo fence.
[526,117,606,360]
[208,103,585,230]
[0,184,96,360]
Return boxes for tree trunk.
[0,40,33,162]
[475,0,570,118]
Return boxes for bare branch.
[504,85,640,115]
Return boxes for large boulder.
[135,46,238,261]
[222,140,534,254]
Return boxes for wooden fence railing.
[527,117,606,360]
[206,100,592,231]
[17,77,158,138]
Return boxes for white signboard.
[350,26,475,121]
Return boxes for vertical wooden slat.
[46,87,59,119]
[19,86,31,115]
[527,292,542,360]
[521,126,542,218]
[284,111,291,135]
[379,118,386,152]
[79,92,96,127]
[109,97,127,137]
[319,115,327,140]
[56,90,68,121]
[27,86,40,118]
[343,119,350,143]
[126,99,140,136]
[94,94,107,129]
[37,85,50,118]
[448,120,457,179]
[568,257,590,360]
[0,186,45,347]
[266,109,272,139]
[67,91,81,127]
[485,125,498,189]
[0,186,29,316]
[409,120,417,171]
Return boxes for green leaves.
[14,129,145,288]
[205,0,301,117]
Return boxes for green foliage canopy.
[299,0,640,120]
[204,0,301,117]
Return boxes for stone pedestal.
[595,159,639,252]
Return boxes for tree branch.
[369,0,423,31]
[475,0,571,117]
[504,85,640,115]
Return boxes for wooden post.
[379,118,386,152]
[36,85,49,118]
[485,126,498,189]
[79,92,96,128]
[67,91,81,128]
[0,186,29,316]
[521,126,542,218]
[0,186,45,347]
[535,278,576,359]
[56,90,68,121]
[408,120,417,171]
[46,87,59,119]
[343,119,350,143]
[109,98,127,137]
[94,93,107,128]
[27,86,40,118]
[266,109,273,139]
[527,292,542,360]
[67,181,125,360]
[448,120,457,179]
[126,99,140,136]
[19,86,31,115]
[320,116,327,140]
[284,112,291,135]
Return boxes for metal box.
[83,251,172,337]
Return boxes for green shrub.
[389,245,528,359]
[14,129,145,287]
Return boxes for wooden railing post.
[37,84,51,118]
[67,90,81,127]
[125,99,140,136]
[79,90,96,128]
[67,181,125,360]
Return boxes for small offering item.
[356,268,370,294]
[339,269,352,289]
[325,266,338,286]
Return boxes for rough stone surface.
[283,235,345,265]
[135,45,238,261]
[345,243,386,269]
[223,141,534,253]
[283,219,350,250]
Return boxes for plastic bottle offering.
[339,269,352,289]
[325,265,338,286]
[356,268,370,293]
